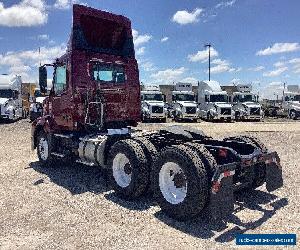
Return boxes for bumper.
[149,113,166,119]
[213,115,233,120]
[181,113,198,119]
[243,115,262,120]
[0,115,9,119]
[208,151,283,220]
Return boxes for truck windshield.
[0,89,13,98]
[233,94,255,102]
[93,64,125,83]
[210,94,228,102]
[174,94,194,102]
[143,94,163,101]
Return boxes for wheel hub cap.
[112,153,132,188]
[159,162,188,204]
[38,137,49,161]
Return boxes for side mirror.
[39,66,47,94]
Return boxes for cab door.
[51,65,73,129]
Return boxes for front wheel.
[37,132,56,166]
[289,110,297,120]
[153,145,208,221]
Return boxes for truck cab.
[198,81,233,121]
[282,91,300,119]
[35,4,140,132]
[141,85,166,122]
[171,83,198,122]
[29,88,50,121]
[0,75,24,121]
[229,84,263,121]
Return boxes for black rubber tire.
[132,137,158,193]
[289,110,297,120]
[37,132,56,167]
[153,144,208,221]
[207,112,213,122]
[107,139,149,199]
[185,142,217,180]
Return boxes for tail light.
[212,181,221,193]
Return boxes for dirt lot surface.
[0,119,299,249]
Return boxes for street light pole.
[205,43,211,81]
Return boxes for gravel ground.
[0,119,299,249]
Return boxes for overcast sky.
[0,0,299,99]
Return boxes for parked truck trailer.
[32,5,283,221]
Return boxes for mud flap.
[209,176,235,220]
[266,162,283,192]
[264,152,283,192]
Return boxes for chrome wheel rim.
[112,153,132,188]
[38,137,49,161]
[159,162,187,204]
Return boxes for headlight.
[210,109,217,115]
[143,108,150,113]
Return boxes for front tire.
[37,132,56,166]
[108,139,149,199]
[289,110,297,120]
[154,145,208,221]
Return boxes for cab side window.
[54,66,67,95]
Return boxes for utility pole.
[205,43,211,81]
[282,82,286,101]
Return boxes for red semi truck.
[32,5,283,221]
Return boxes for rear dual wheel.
[108,140,211,221]
[108,139,150,199]
[154,145,209,221]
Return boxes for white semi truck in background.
[282,85,300,120]
[170,82,198,122]
[141,85,167,122]
[198,80,233,122]
[0,75,25,122]
[222,84,263,121]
